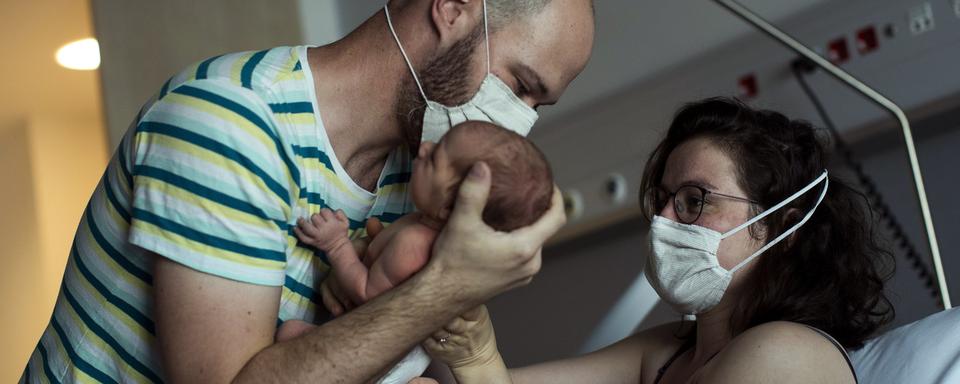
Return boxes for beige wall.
[0,123,43,380]
[92,0,305,148]
[0,117,107,381]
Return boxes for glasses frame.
[643,185,759,224]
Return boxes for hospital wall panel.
[92,0,305,147]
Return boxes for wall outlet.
[909,3,936,35]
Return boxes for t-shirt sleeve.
[128,79,296,286]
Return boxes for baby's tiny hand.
[294,208,351,252]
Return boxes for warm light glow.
[56,38,100,70]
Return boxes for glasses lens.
[675,186,705,223]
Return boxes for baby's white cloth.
[375,346,432,384]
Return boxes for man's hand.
[424,162,567,306]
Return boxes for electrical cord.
[791,58,943,307]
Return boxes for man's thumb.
[450,162,491,221]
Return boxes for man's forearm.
[233,265,476,384]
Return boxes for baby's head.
[410,121,554,231]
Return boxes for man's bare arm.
[155,162,566,383]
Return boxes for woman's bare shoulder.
[700,321,855,384]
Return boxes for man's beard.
[395,26,484,154]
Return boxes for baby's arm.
[294,209,370,303]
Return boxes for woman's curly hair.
[640,97,895,349]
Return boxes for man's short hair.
[487,0,595,30]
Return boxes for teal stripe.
[61,286,161,383]
[35,342,62,384]
[138,121,290,204]
[269,102,313,114]
[379,173,411,188]
[373,212,405,223]
[85,208,152,285]
[170,84,301,187]
[284,275,319,304]
[296,193,363,230]
[132,207,286,262]
[159,77,172,100]
[293,61,302,71]
[117,135,133,187]
[241,50,269,89]
[102,170,132,223]
[50,314,118,384]
[72,246,155,334]
[292,145,335,172]
[195,55,222,80]
[133,165,285,229]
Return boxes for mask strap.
[721,170,829,239]
[384,4,429,102]
[729,171,830,273]
[482,0,491,74]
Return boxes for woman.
[422,97,894,383]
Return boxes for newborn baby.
[276,121,554,383]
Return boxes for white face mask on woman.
[645,171,830,315]
[384,1,539,143]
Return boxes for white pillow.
[850,307,960,383]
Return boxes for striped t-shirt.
[21,46,414,383]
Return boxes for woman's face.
[657,137,765,286]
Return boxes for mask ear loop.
[482,0,491,75]
[729,171,830,273]
[385,4,430,104]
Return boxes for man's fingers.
[510,187,567,247]
[448,162,492,227]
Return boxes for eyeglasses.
[642,185,758,224]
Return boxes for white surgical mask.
[645,171,830,315]
[384,1,539,143]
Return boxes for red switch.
[827,37,850,64]
[856,26,879,55]
[738,74,758,99]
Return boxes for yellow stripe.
[131,217,285,271]
[135,168,284,232]
[73,236,153,340]
[141,135,290,219]
[162,93,277,152]
[231,52,256,86]
[80,223,150,297]
[61,293,151,384]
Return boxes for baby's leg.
[275,320,317,342]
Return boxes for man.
[21,0,595,382]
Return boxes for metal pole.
[713,0,951,309]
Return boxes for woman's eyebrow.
[678,178,719,191]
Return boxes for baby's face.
[410,133,474,220]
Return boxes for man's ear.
[430,0,483,50]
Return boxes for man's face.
[396,0,596,151]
